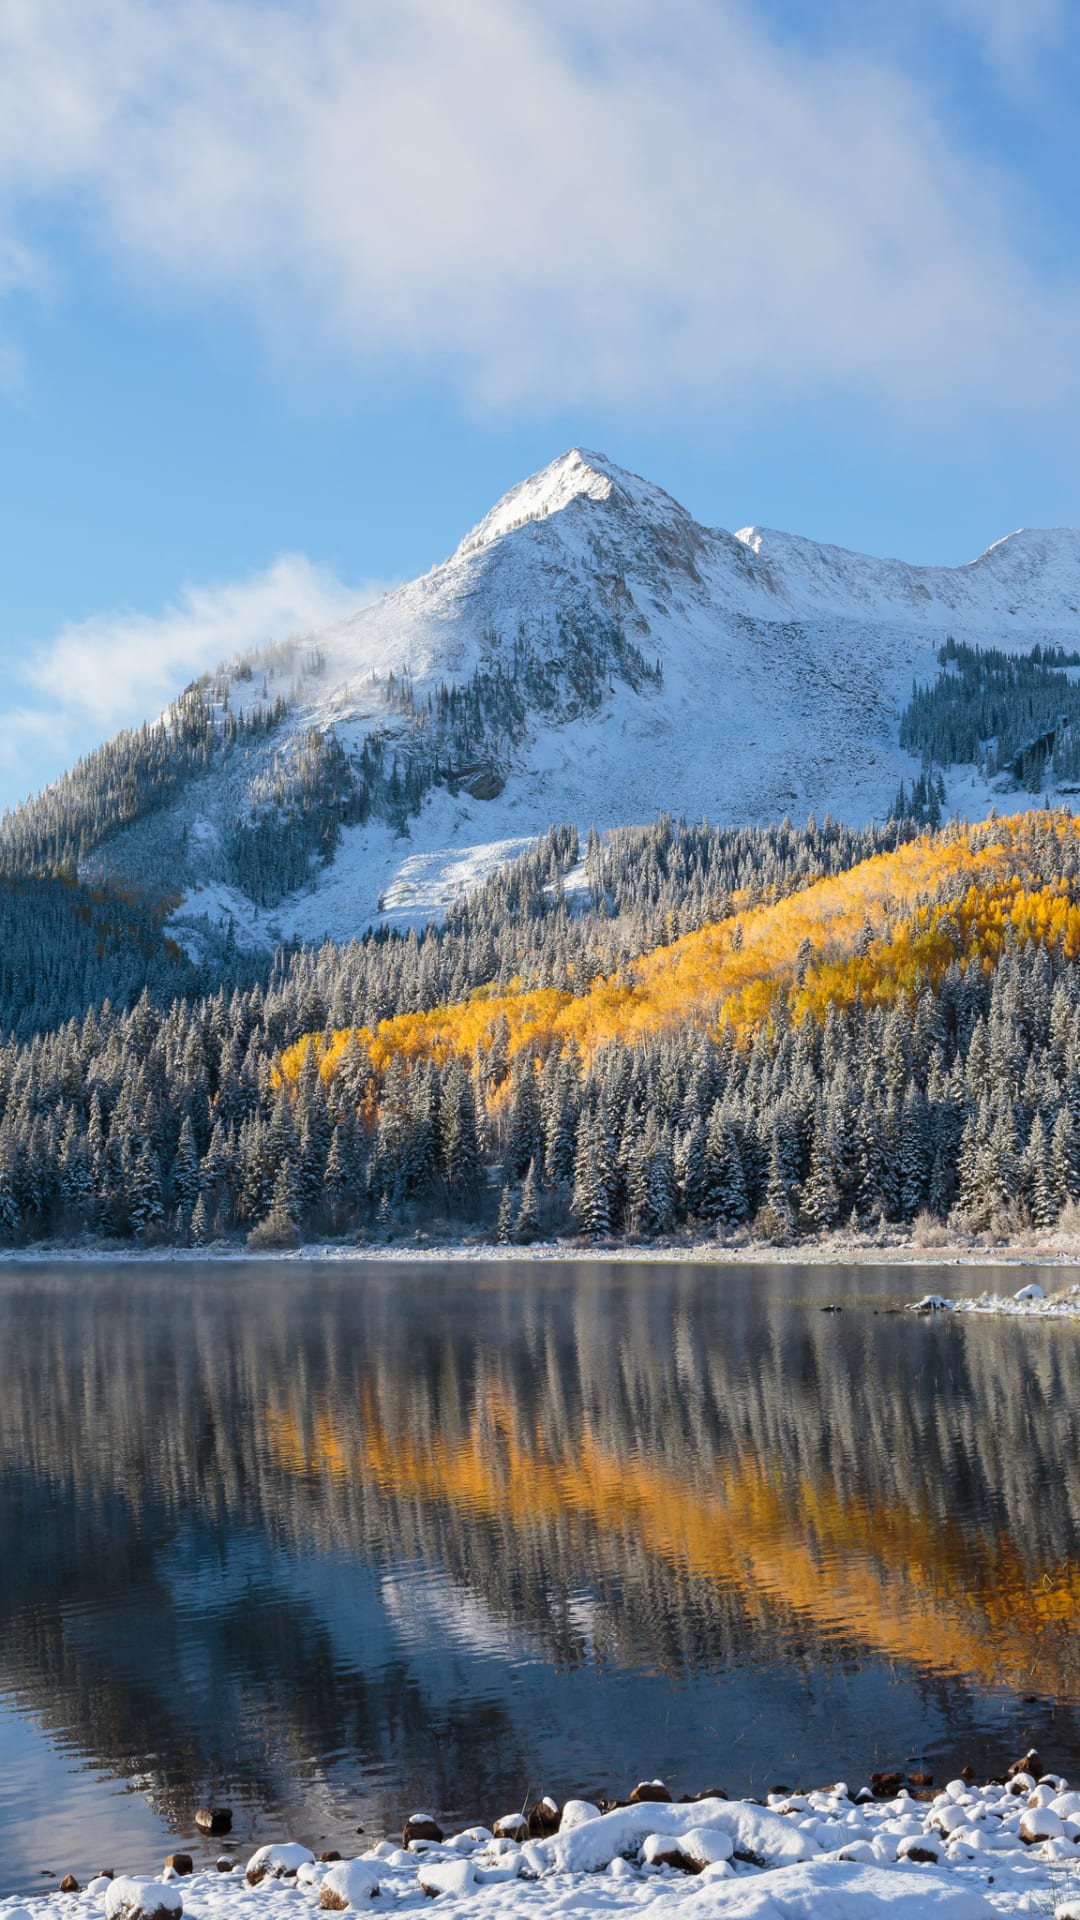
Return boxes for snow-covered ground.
[66,447,1080,947]
[10,1776,1080,1916]
[2,1229,1080,1268]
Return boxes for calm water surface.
[1,1259,1078,1891]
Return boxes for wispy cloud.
[1,555,374,798]
[941,0,1065,66]
[0,0,1075,418]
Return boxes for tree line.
[0,811,1077,1248]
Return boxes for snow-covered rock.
[531,1796,819,1874]
[244,1844,315,1885]
[317,1861,380,1909]
[673,1827,736,1868]
[1020,1805,1066,1843]
[104,1882,183,1920]
[897,1834,943,1861]
[491,1813,528,1840]
[7,1774,1074,1920]
[558,1799,601,1831]
[414,1858,478,1898]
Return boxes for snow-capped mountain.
[9,449,1080,947]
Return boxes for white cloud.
[0,0,1074,417]
[0,555,374,794]
[941,0,1064,65]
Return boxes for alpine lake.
[1,1258,1077,1893]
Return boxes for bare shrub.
[1056,1198,1080,1239]
[911,1210,950,1249]
[247,1213,298,1251]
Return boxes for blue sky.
[1,0,1079,808]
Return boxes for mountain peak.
[453,447,697,559]
[453,449,617,558]
[971,525,1080,574]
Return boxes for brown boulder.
[215,1860,234,1874]
[319,1852,342,1863]
[492,1813,528,1841]
[655,1847,699,1872]
[640,1837,700,1872]
[164,1856,192,1876]
[402,1814,443,1846]
[526,1798,560,1838]
[60,1877,79,1894]
[195,1808,232,1836]
[630,1781,672,1804]
[870,1771,903,1798]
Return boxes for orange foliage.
[263,1385,1080,1696]
[277,813,1080,1098]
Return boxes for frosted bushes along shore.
[13,1771,1080,1917]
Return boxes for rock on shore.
[12,1773,1080,1916]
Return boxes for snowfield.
[13,1777,1080,1917]
[66,447,1080,948]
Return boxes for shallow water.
[0,1257,1077,1891]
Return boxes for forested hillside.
[900,639,1080,791]
[0,872,206,1041]
[3,809,1080,1249]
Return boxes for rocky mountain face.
[5,449,1080,948]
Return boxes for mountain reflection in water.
[0,1260,1076,1888]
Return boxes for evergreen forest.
[4,808,1080,1250]
[900,638,1080,790]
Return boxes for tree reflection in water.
[0,1259,1076,1872]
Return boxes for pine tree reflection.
[2,1260,1077,1832]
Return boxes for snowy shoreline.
[8,1771,1080,1918]
[2,1232,1080,1272]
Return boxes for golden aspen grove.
[283,811,1080,1101]
[247,809,1080,1246]
[6,807,1080,1246]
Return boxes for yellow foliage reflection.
[264,1380,1080,1699]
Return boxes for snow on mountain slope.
[55,448,1080,945]
[733,521,1080,625]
